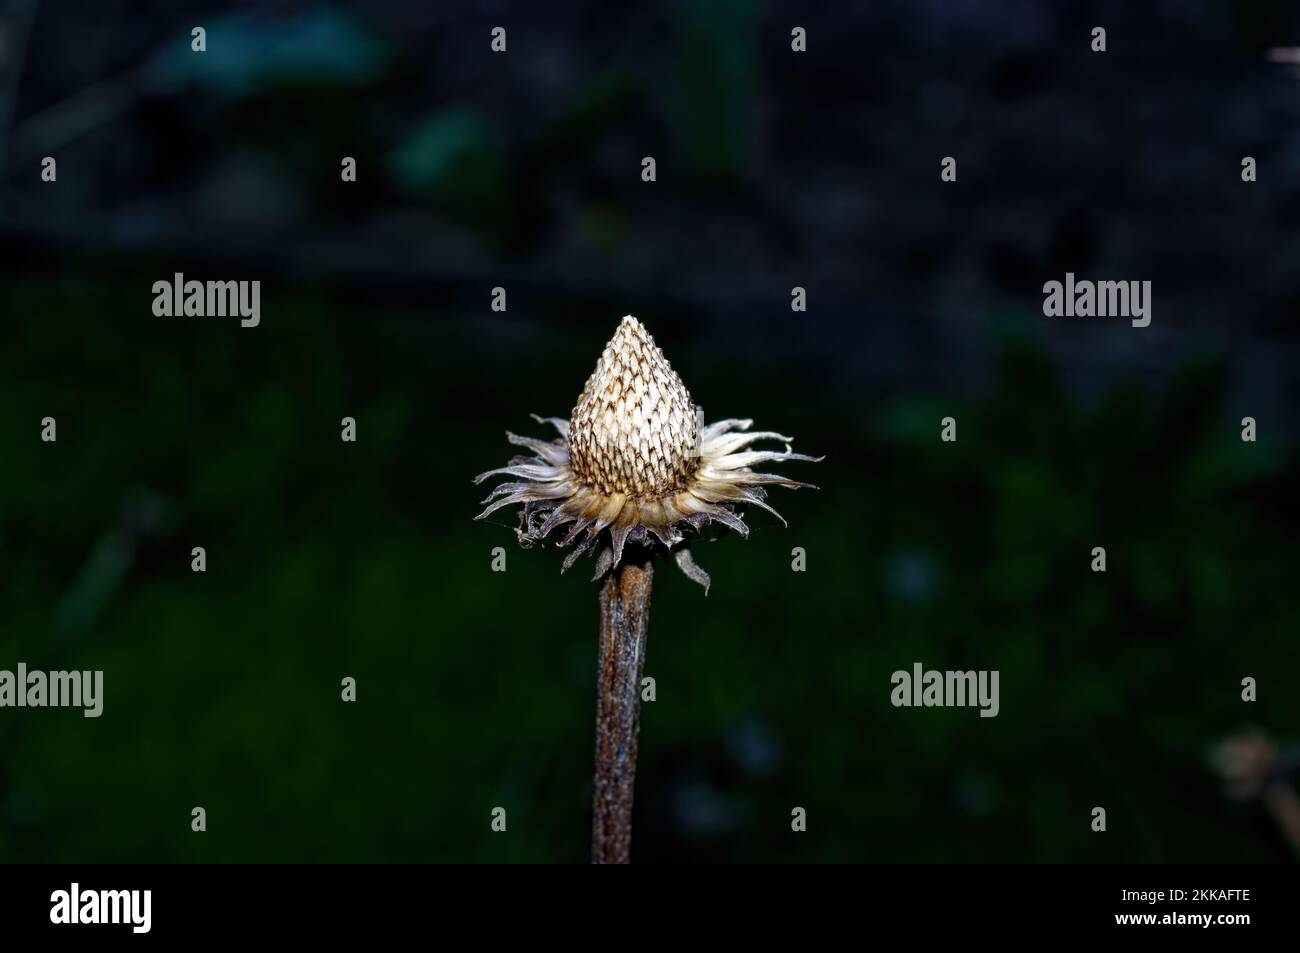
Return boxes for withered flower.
[474,314,819,591]
[474,314,818,863]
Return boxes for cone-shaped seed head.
[474,313,819,588]
[568,315,699,498]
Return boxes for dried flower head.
[474,315,819,590]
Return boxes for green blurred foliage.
[667,0,758,185]
[142,9,389,98]
[0,270,1295,863]
[388,110,512,243]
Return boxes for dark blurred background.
[1,0,1298,863]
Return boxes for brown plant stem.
[592,556,653,864]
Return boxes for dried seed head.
[568,316,699,498]
[474,314,820,590]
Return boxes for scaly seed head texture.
[474,315,820,591]
[568,316,699,498]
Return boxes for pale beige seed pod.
[474,315,819,591]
